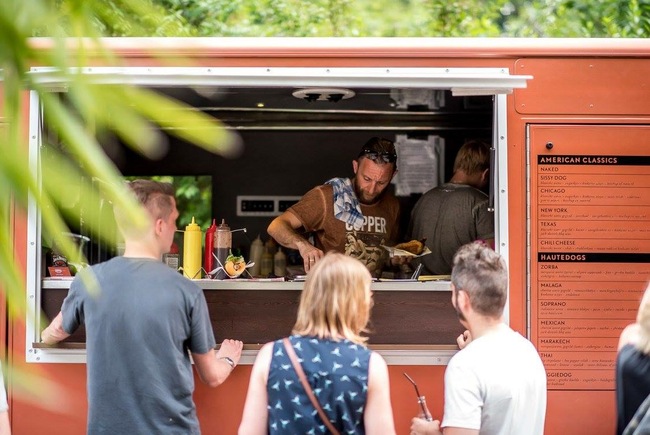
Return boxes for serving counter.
[36,278,462,364]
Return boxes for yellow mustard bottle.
[183,217,202,279]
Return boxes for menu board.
[530,126,650,391]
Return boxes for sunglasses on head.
[359,148,397,163]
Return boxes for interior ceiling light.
[292,88,355,103]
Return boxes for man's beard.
[353,178,385,205]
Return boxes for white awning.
[28,66,532,96]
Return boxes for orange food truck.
[4,37,650,434]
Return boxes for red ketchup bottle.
[204,219,217,276]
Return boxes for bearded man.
[268,137,400,277]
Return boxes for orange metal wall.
[9,38,650,434]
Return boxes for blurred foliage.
[144,0,650,37]
[0,0,236,407]
[174,176,213,229]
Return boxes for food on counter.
[393,239,426,255]
[224,253,247,278]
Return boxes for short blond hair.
[292,252,373,345]
[636,283,650,355]
[453,140,490,175]
[114,179,175,238]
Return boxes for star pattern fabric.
[267,335,371,434]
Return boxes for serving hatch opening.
[26,66,525,363]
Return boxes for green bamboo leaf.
[0,142,82,271]
[0,234,28,320]
[9,363,67,411]
[1,0,232,414]
[0,163,29,321]
[40,147,121,249]
[35,86,149,232]
[67,82,162,158]
[126,85,243,158]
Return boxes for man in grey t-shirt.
[41,180,243,434]
[407,140,494,275]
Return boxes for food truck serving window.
[25,66,529,363]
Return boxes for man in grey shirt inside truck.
[407,140,494,276]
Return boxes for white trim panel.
[495,94,511,325]
[28,67,531,95]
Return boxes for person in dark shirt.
[616,283,650,435]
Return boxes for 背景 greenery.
[149,0,650,37]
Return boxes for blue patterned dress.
[267,335,372,434]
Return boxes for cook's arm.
[268,212,323,271]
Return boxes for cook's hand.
[410,417,441,435]
[297,242,324,272]
[390,255,411,266]
[457,330,472,349]
[216,339,243,366]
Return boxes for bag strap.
[283,337,340,435]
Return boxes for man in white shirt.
[411,242,547,435]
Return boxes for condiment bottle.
[274,248,286,277]
[46,239,69,276]
[214,219,232,280]
[163,242,180,271]
[260,247,273,277]
[183,217,202,279]
[265,237,278,255]
[204,219,217,276]
[249,235,264,277]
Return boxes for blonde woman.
[239,252,395,435]
[617,283,650,435]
